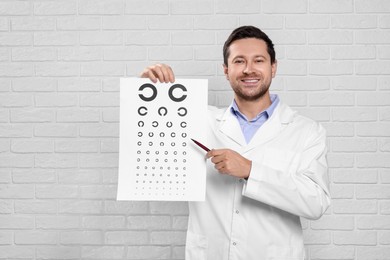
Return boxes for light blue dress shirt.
[230,94,280,143]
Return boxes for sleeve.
[242,122,331,220]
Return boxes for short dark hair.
[223,25,276,66]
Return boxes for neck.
[234,93,272,120]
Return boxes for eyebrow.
[232,55,268,60]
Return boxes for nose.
[243,62,253,74]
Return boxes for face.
[223,38,277,102]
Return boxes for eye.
[234,59,245,64]
[255,59,264,63]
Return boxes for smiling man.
[140,25,331,260]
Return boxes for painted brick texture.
[0,0,389,259]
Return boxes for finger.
[158,64,175,83]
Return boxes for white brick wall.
[0,0,389,259]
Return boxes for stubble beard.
[232,80,271,102]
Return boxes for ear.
[271,60,277,78]
[223,63,229,79]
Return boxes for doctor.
[141,26,331,260]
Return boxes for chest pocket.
[260,148,302,176]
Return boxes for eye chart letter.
[118,78,208,201]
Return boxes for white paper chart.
[117,78,208,201]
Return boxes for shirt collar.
[230,94,280,122]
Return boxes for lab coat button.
[235,210,239,214]
[233,242,237,246]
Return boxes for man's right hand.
[140,63,175,83]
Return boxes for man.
[140,26,331,260]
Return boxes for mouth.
[240,78,260,85]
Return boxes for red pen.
[191,138,210,152]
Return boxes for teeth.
[243,79,258,83]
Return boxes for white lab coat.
[185,101,331,260]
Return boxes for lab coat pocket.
[262,148,301,175]
[185,231,208,260]
[268,245,305,260]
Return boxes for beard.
[231,79,271,102]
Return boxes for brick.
[127,246,171,260]
[356,30,390,44]
[11,47,57,61]
[82,215,125,229]
[334,231,377,245]
[57,17,101,31]
[55,139,99,153]
[0,170,11,183]
[302,230,331,245]
[59,200,103,214]
[380,170,390,184]
[357,123,390,137]
[0,216,34,229]
[150,46,193,61]
[36,246,80,259]
[357,61,390,75]
[278,92,307,106]
[277,61,307,76]
[102,78,119,92]
[194,46,221,61]
[0,124,32,138]
[104,46,146,61]
[262,0,307,13]
[79,0,123,15]
[103,108,119,122]
[170,0,213,14]
[79,185,117,199]
[0,154,34,168]
[36,216,79,229]
[149,15,193,30]
[35,93,78,107]
[171,31,215,45]
[81,246,124,259]
[80,124,118,138]
[0,63,34,76]
[103,16,147,30]
[379,46,390,59]
[34,124,78,137]
[150,231,186,245]
[0,94,32,107]
[308,92,354,106]
[332,199,377,214]
[358,216,390,229]
[100,139,119,153]
[56,109,100,123]
[11,139,53,153]
[80,31,123,46]
[332,46,376,60]
[332,169,378,184]
[309,61,353,76]
[332,15,377,29]
[0,199,13,214]
[34,32,78,46]
[266,30,306,45]
[0,18,8,31]
[79,153,118,168]
[379,16,390,28]
[309,31,353,45]
[164,61,215,76]
[60,231,103,245]
[105,230,148,244]
[0,139,9,152]
[0,48,8,61]
[127,216,171,230]
[379,77,390,90]
[172,246,185,259]
[216,0,260,14]
[356,184,390,199]
[309,0,353,13]
[58,47,102,61]
[104,200,148,214]
[36,184,78,199]
[35,153,78,168]
[240,15,284,29]
[0,246,35,259]
[102,169,118,184]
[81,62,124,76]
[286,77,330,91]
[357,247,390,260]
[194,16,237,30]
[35,62,79,77]
[381,201,390,214]
[330,184,354,199]
[379,231,390,245]
[34,1,77,15]
[150,201,189,214]
[357,153,390,168]
[58,169,101,184]
[0,79,10,92]
[15,231,57,245]
[125,0,169,14]
[58,78,101,92]
[13,78,56,92]
[286,46,329,60]
[331,138,377,152]
[310,246,355,259]
[0,184,34,198]
[332,76,376,91]
[379,138,390,151]
[332,107,377,122]
[285,15,329,29]
[0,231,12,245]
[11,17,55,31]
[10,108,54,123]
[14,200,57,214]
[357,92,390,106]
[0,1,30,15]
[356,0,390,13]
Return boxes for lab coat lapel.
[217,105,247,147]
